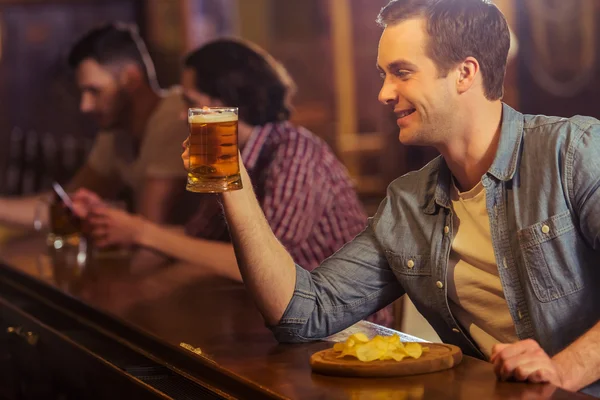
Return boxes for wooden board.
[310,343,462,378]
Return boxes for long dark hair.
[184,39,296,126]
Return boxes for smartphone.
[52,182,75,212]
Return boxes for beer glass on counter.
[34,192,83,249]
[34,191,89,282]
[185,107,242,193]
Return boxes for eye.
[394,70,410,79]
[81,87,100,97]
[379,71,386,80]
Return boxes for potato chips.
[332,333,427,362]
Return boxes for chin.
[397,128,418,145]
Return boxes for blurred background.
[1,0,599,211]
[0,0,598,337]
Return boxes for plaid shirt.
[185,121,366,271]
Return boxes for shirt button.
[541,225,550,234]
[452,328,460,333]
[444,226,450,234]
[436,281,444,289]
[407,259,415,269]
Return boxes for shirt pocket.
[517,210,585,303]
[385,251,432,276]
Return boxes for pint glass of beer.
[34,194,90,276]
[34,194,82,248]
[186,107,242,192]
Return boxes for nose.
[80,92,95,114]
[378,77,398,106]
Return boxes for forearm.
[221,174,297,326]
[553,321,600,391]
[136,221,242,281]
[0,194,49,229]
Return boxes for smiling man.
[216,0,600,396]
[0,23,193,228]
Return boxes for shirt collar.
[487,103,524,181]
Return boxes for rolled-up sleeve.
[570,122,600,249]
[269,216,404,343]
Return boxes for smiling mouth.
[395,108,416,119]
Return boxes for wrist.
[133,216,151,247]
[552,353,579,391]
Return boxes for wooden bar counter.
[0,233,592,399]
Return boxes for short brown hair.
[68,23,158,89]
[377,0,510,100]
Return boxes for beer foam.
[189,112,238,124]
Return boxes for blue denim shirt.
[271,104,600,396]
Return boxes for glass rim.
[188,107,238,114]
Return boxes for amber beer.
[186,107,242,192]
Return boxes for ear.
[118,64,144,92]
[456,57,479,95]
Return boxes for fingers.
[509,361,551,382]
[493,343,538,380]
[181,138,191,170]
[490,343,511,362]
[89,206,126,220]
[491,339,539,367]
[88,223,118,248]
[86,212,111,244]
[87,203,129,222]
[87,214,108,227]
[526,368,552,384]
[87,216,108,236]
[71,188,105,218]
[491,340,558,385]
[496,339,541,360]
[71,188,103,205]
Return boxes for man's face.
[75,59,131,130]
[180,67,220,120]
[377,18,457,146]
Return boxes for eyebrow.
[80,85,100,93]
[376,59,419,72]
